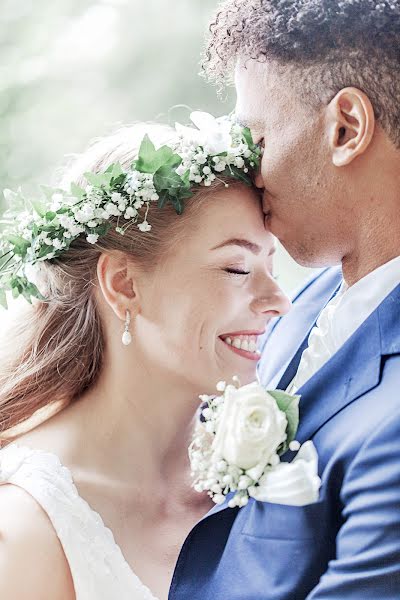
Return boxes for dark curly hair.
[203,0,400,147]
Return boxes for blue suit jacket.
[169,267,400,599]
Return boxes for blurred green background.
[0,0,312,293]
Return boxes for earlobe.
[96,252,139,321]
[327,87,375,167]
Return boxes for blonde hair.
[0,123,241,444]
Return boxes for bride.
[0,114,290,599]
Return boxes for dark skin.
[235,58,400,286]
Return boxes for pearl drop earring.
[122,309,132,346]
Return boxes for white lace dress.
[0,444,159,600]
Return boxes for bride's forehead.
[202,186,263,221]
[186,200,273,253]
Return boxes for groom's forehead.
[235,76,267,129]
[236,82,299,133]
[235,63,286,127]
[235,58,281,92]
[235,58,295,106]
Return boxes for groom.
[168,2,400,599]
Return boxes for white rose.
[249,441,321,506]
[212,382,287,473]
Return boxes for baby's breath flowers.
[190,378,321,509]
[0,112,261,308]
[175,112,258,189]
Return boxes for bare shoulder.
[0,484,75,600]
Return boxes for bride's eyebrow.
[211,238,263,255]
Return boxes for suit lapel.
[273,279,343,391]
[294,282,400,444]
[276,334,310,391]
[258,267,343,388]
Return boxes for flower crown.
[0,112,261,308]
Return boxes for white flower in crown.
[0,113,262,307]
[137,220,151,232]
[189,379,321,509]
[86,233,99,244]
[176,111,233,155]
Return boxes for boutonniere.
[189,378,321,508]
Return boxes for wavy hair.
[0,124,241,443]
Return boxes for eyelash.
[224,268,250,276]
[224,268,280,281]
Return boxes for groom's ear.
[326,87,375,167]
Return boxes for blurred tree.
[0,0,230,194]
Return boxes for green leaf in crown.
[0,112,261,305]
[135,135,182,175]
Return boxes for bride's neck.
[61,359,200,493]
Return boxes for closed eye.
[224,268,250,276]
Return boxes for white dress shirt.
[288,254,400,394]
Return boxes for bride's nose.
[251,279,292,317]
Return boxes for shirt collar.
[329,254,400,349]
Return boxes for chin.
[280,238,340,268]
[282,246,316,267]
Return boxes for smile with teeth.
[220,334,262,357]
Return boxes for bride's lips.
[219,330,265,362]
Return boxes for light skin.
[235,58,400,286]
[0,184,290,600]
